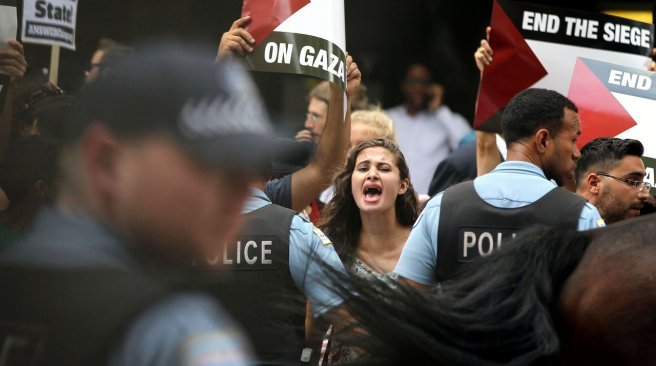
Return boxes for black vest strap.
[0,267,168,366]
[199,204,305,365]
[437,181,585,282]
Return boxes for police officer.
[0,45,277,365]
[395,88,604,286]
[575,138,651,224]
[199,165,349,365]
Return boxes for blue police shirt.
[244,189,347,317]
[395,161,604,286]
[0,207,253,366]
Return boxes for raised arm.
[474,27,501,176]
[215,16,255,61]
[0,40,27,160]
[289,55,361,211]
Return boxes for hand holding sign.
[345,54,361,98]
[475,27,493,72]
[216,16,256,60]
[0,40,26,80]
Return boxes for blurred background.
[18,0,655,135]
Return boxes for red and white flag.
[475,0,653,132]
[241,0,347,91]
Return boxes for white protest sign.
[242,0,347,91]
[0,0,17,106]
[475,0,654,132]
[21,0,78,50]
[0,0,17,46]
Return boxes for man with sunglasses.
[386,63,472,195]
[575,138,652,224]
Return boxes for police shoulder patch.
[596,218,606,228]
[312,227,332,245]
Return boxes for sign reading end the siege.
[21,0,78,50]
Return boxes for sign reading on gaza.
[475,0,654,132]
[21,0,78,50]
[241,0,347,91]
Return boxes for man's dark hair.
[501,88,578,146]
[97,38,133,67]
[0,137,59,204]
[574,138,644,186]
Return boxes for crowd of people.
[0,11,656,366]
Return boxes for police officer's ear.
[534,128,551,154]
[81,123,124,199]
[586,173,603,195]
[398,178,410,195]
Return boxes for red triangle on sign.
[568,58,638,149]
[474,0,548,130]
[241,0,311,46]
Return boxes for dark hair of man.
[320,139,419,260]
[574,138,644,186]
[501,88,578,146]
[307,81,331,105]
[97,38,134,67]
[0,136,59,204]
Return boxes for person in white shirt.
[386,63,472,195]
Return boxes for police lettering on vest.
[437,182,584,281]
[203,239,274,268]
[459,228,518,262]
[198,204,306,364]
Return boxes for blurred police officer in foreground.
[395,88,604,286]
[200,135,350,366]
[0,44,276,365]
[201,168,349,365]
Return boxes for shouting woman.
[322,138,419,281]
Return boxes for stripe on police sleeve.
[313,227,332,245]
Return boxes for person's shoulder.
[131,292,239,335]
[111,292,252,365]
[581,201,602,217]
[385,105,406,116]
[265,175,292,192]
[264,175,292,208]
[290,214,313,234]
[436,104,467,120]
[413,193,444,228]
[290,215,334,246]
[424,192,445,210]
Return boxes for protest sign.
[569,58,656,193]
[21,0,78,50]
[475,0,654,132]
[0,0,17,110]
[241,0,347,91]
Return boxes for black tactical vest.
[197,204,305,365]
[0,267,168,366]
[436,181,585,282]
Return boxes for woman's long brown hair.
[320,139,419,260]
